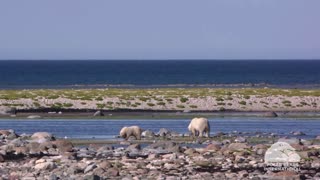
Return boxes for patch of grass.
[217,102,226,106]
[239,101,247,105]
[180,97,189,103]
[189,105,197,108]
[139,97,150,102]
[96,103,106,109]
[166,98,173,102]
[176,105,185,108]
[227,103,232,106]
[47,95,59,99]
[2,103,24,107]
[63,103,73,108]
[81,102,87,105]
[260,101,269,105]
[147,103,155,107]
[95,97,104,101]
[226,92,232,96]
[282,100,291,104]
[107,101,114,105]
[300,102,308,106]
[33,102,41,107]
[216,97,224,101]
[157,102,166,106]
[243,95,250,99]
[226,97,233,100]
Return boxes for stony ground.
[0,88,320,114]
[0,129,320,180]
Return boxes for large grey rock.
[291,131,306,136]
[141,130,155,138]
[34,162,56,170]
[83,175,102,180]
[84,164,97,173]
[31,132,54,143]
[157,128,170,137]
[227,143,250,151]
[234,136,247,143]
[27,115,41,119]
[278,137,300,145]
[264,111,278,117]
[93,111,104,117]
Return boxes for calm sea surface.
[0,60,320,88]
[0,118,319,139]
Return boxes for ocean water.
[0,60,320,89]
[0,118,318,139]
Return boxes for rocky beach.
[0,88,320,118]
[0,128,320,179]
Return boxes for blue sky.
[0,1,319,60]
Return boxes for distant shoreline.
[1,87,320,119]
[1,83,320,90]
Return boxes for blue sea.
[0,118,318,139]
[0,60,319,89]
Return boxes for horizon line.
[0,58,320,61]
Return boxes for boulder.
[126,144,141,151]
[227,143,250,151]
[157,128,170,137]
[145,142,182,153]
[27,115,41,119]
[141,130,155,138]
[53,139,74,152]
[34,162,56,170]
[93,111,104,117]
[0,107,16,115]
[31,132,54,142]
[106,168,120,177]
[0,129,15,137]
[234,136,247,143]
[278,137,300,145]
[204,144,221,152]
[290,131,306,136]
[264,111,278,117]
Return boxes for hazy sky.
[0,1,319,60]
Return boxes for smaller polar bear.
[188,117,210,137]
[119,126,142,140]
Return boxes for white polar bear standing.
[188,117,210,137]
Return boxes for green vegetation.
[300,101,308,106]
[239,101,247,105]
[96,103,106,109]
[189,105,197,108]
[157,102,166,106]
[95,97,103,101]
[147,103,155,107]
[282,100,292,107]
[0,88,318,111]
[176,105,185,108]
[180,97,189,103]
[33,102,41,107]
[217,102,226,106]
[216,97,224,101]
[243,95,250,99]
[139,97,149,102]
